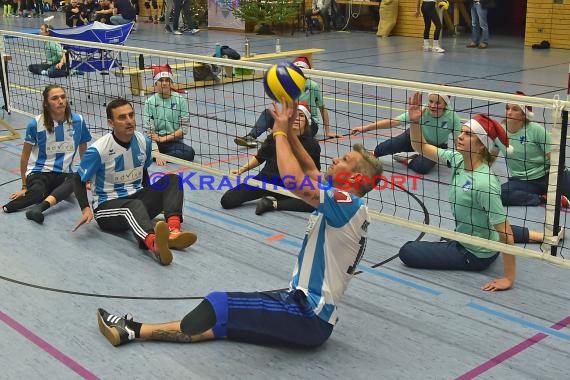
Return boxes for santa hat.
[428,91,451,106]
[511,91,534,120]
[297,101,311,122]
[464,114,513,154]
[292,57,311,70]
[151,64,173,83]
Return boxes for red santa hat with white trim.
[464,114,513,154]
[512,91,534,120]
[151,64,173,83]
[428,91,451,106]
[297,101,311,122]
[292,56,311,70]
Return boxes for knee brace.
[180,300,216,336]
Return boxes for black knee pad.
[151,0,157,8]
[180,299,216,336]
[144,1,150,8]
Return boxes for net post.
[567,63,570,101]
[0,31,11,114]
[551,108,569,256]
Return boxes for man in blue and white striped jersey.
[72,98,197,266]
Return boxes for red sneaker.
[168,229,198,250]
[151,221,173,265]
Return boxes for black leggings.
[421,1,442,40]
[28,63,68,78]
[3,172,73,213]
[93,174,184,242]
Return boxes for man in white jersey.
[96,100,383,348]
[2,85,91,224]
[72,98,197,266]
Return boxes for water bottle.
[275,38,281,53]
[215,41,222,58]
[244,38,251,58]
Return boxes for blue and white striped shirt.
[24,113,91,176]
[77,131,152,209]
[290,185,370,325]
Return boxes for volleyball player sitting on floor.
[398,92,519,291]
[2,85,91,224]
[221,102,321,215]
[143,64,195,164]
[28,24,70,79]
[234,57,338,148]
[351,91,461,175]
[499,91,570,208]
[72,98,197,266]
[96,99,383,348]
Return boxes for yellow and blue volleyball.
[263,62,306,103]
[437,0,449,10]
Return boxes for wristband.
[273,131,288,139]
[21,185,27,190]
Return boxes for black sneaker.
[97,308,136,346]
[25,206,44,224]
[234,135,258,148]
[164,25,172,33]
[255,196,276,215]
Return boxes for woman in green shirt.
[500,91,570,207]
[351,91,461,174]
[28,24,69,79]
[399,92,517,291]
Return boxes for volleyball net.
[1,30,570,267]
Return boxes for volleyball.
[263,62,306,103]
[437,0,449,10]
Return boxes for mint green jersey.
[397,108,461,146]
[298,79,323,124]
[45,41,63,65]
[501,121,551,180]
[143,92,190,136]
[438,149,506,258]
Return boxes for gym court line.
[456,313,570,380]
[0,309,99,380]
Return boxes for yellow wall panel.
[525,0,570,49]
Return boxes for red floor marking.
[266,234,285,241]
[0,309,99,379]
[456,315,570,379]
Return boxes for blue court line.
[357,265,441,296]
[185,204,302,248]
[185,203,441,295]
[467,302,570,341]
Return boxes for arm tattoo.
[150,329,194,343]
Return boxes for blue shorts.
[205,289,333,347]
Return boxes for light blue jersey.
[143,92,190,136]
[24,112,91,176]
[77,131,153,209]
[290,185,370,325]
